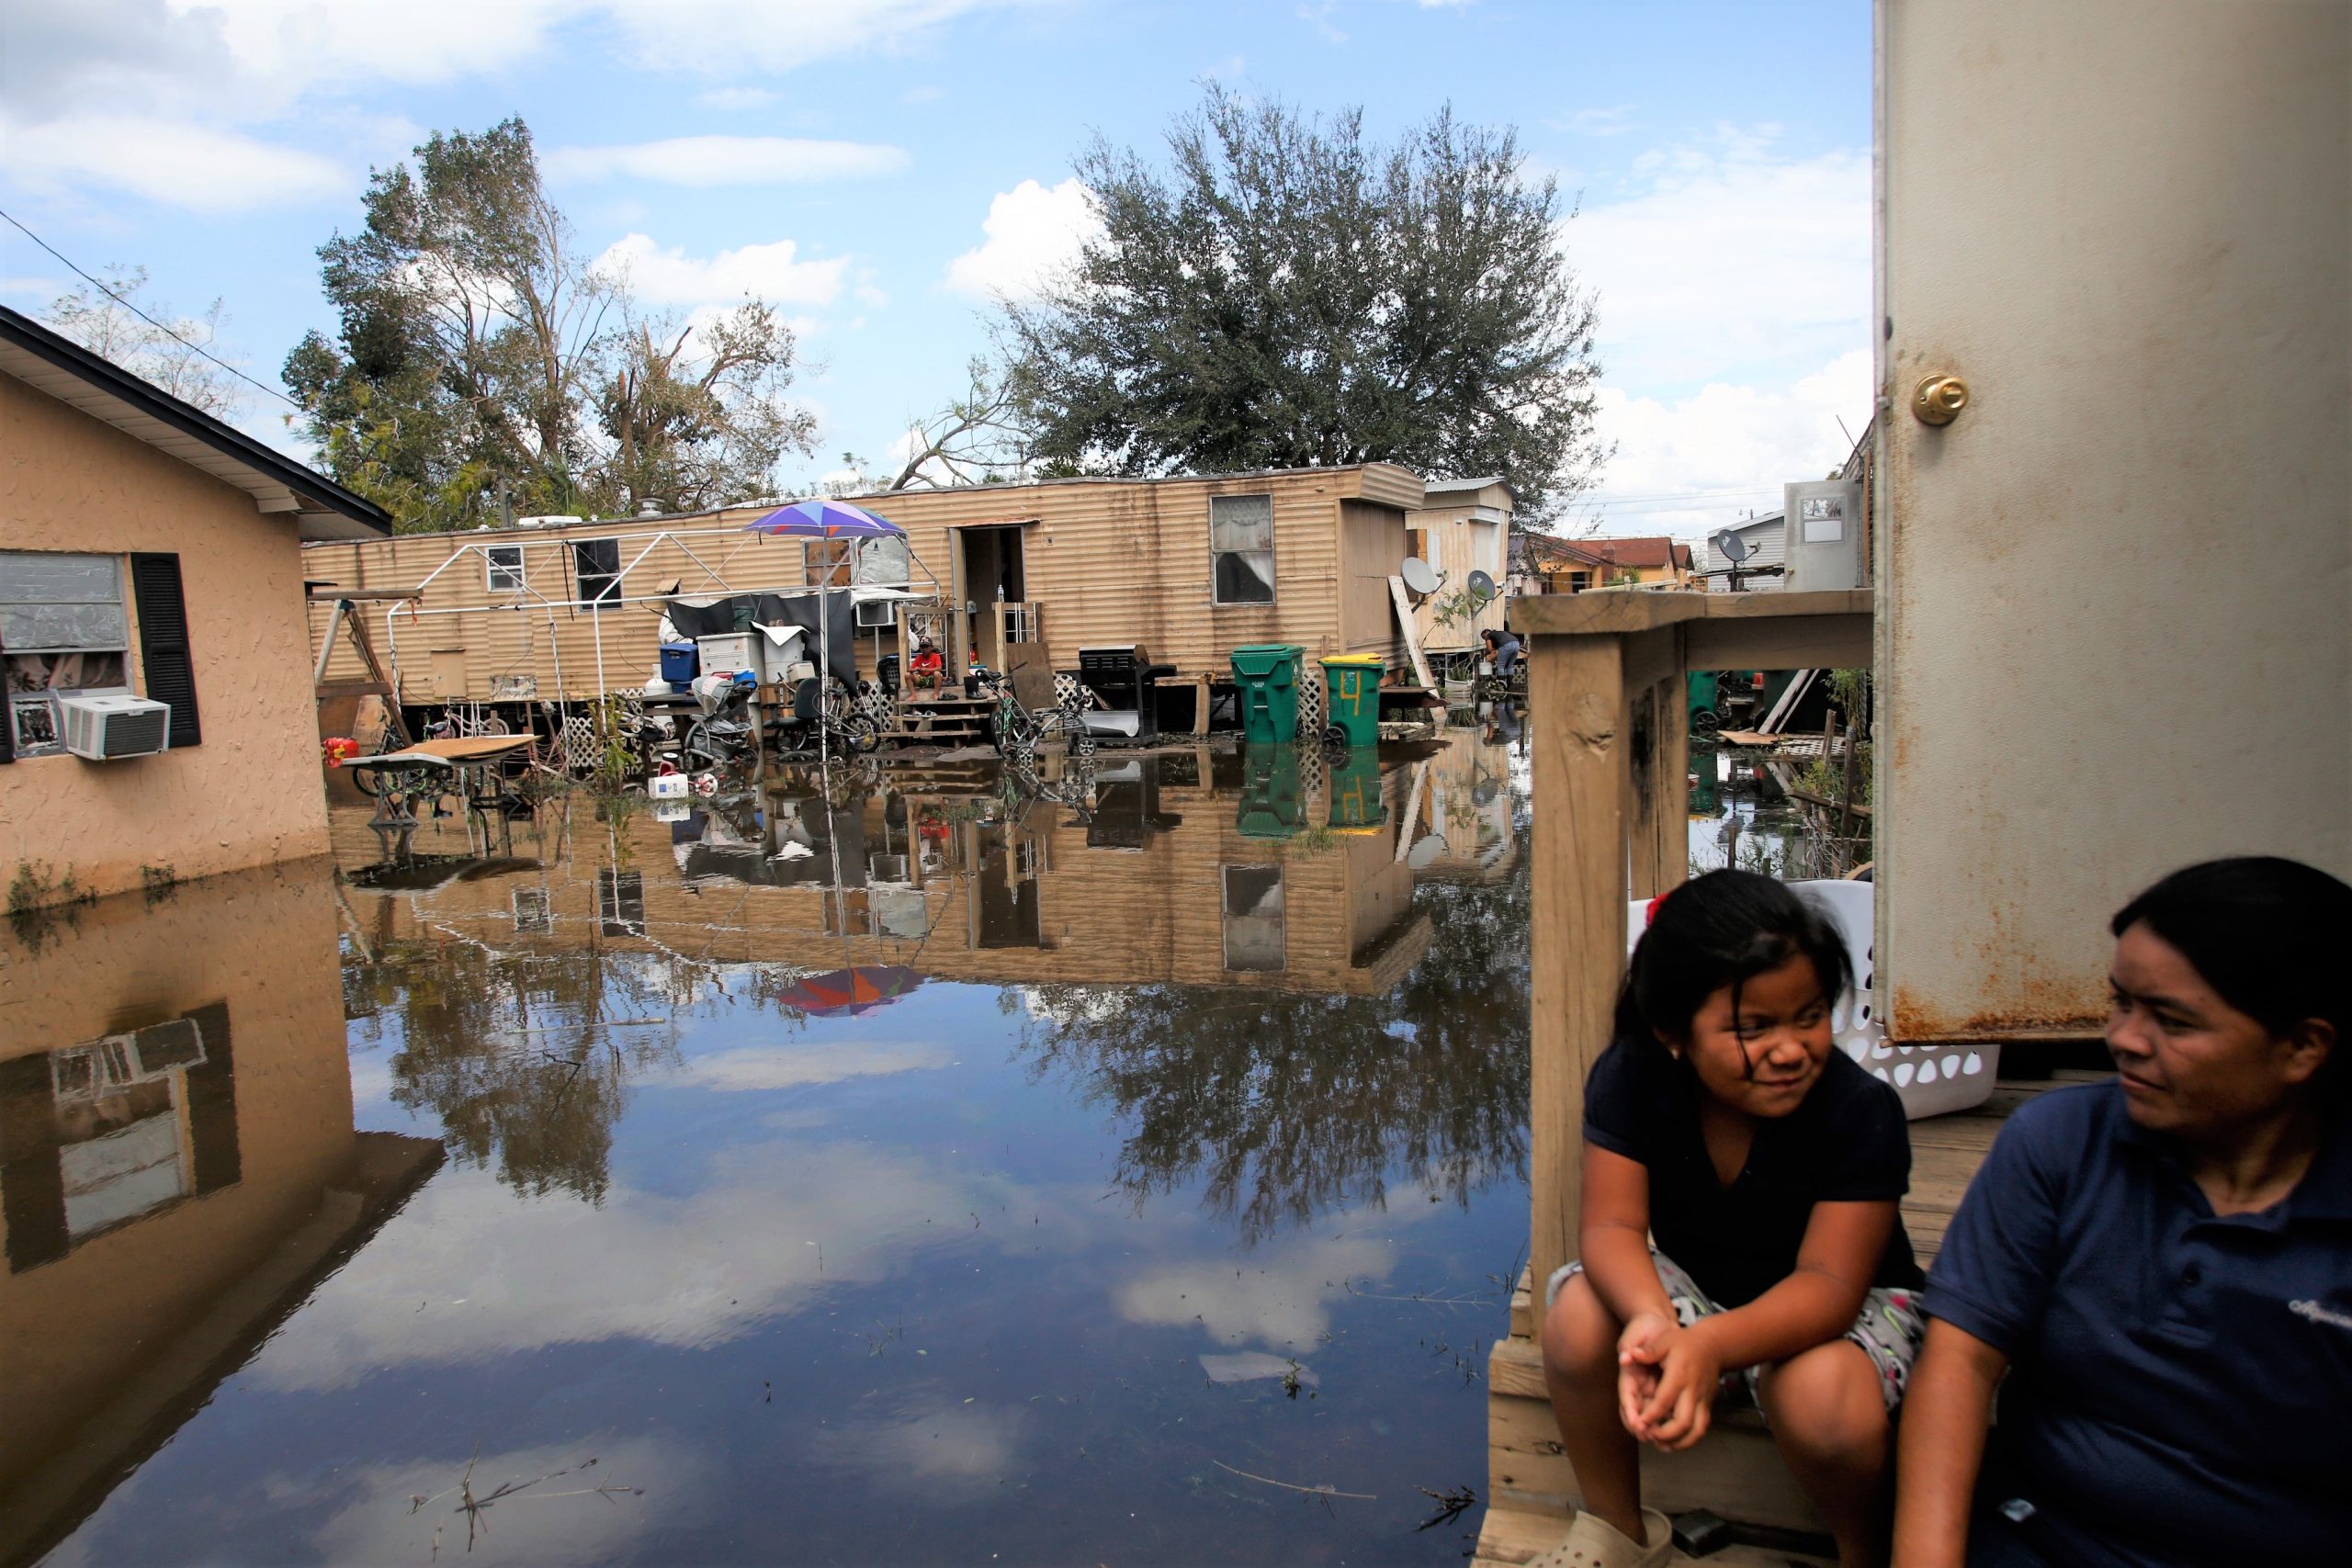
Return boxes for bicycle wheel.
[833,712,881,755]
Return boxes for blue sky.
[0,0,1871,536]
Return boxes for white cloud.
[1201,1350,1318,1385]
[1580,349,1872,539]
[242,1143,1044,1389]
[301,1437,684,1566]
[1570,130,1871,394]
[673,1041,954,1091]
[545,135,909,187]
[817,1404,1027,1497]
[4,113,345,211]
[695,85,777,110]
[599,0,1049,73]
[942,177,1099,302]
[1114,1234,1398,1350]
[597,232,850,308]
[1554,103,1636,138]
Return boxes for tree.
[1001,86,1609,519]
[285,118,814,530]
[41,265,244,418]
[596,300,817,514]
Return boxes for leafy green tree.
[285,118,813,530]
[41,265,243,418]
[1001,86,1608,518]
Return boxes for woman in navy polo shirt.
[1893,857,2352,1567]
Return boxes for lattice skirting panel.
[1298,674,1326,737]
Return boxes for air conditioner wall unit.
[854,599,899,628]
[60,694,172,760]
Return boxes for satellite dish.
[1465,569,1498,604]
[1406,832,1448,870]
[1713,529,1752,564]
[1399,557,1442,597]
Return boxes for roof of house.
[0,304,390,542]
[1420,474,1515,500]
[1517,533,1691,571]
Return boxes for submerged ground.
[8,724,1560,1566]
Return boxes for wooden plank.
[1629,684,1662,900]
[1687,614,1872,673]
[307,586,424,602]
[1485,1361,1829,1534]
[1511,588,1870,638]
[1388,574,1436,687]
[313,680,392,700]
[1527,628,1629,1302]
[1655,665,1690,894]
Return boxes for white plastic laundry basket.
[1626,880,2000,1120]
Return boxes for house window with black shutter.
[130,553,200,747]
[1,551,134,759]
[573,538,622,609]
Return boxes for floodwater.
[2,722,1533,1567]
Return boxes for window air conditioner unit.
[60,694,172,760]
[854,599,899,629]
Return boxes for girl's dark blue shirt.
[1583,1039,1922,1307]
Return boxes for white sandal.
[1524,1506,1677,1568]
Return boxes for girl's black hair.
[1613,870,1852,1075]
[2110,856,2351,1101]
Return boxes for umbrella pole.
[820,581,831,775]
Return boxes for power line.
[0,204,306,416]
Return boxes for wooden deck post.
[1526,631,1631,1301]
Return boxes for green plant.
[9,859,93,916]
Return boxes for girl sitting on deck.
[1892,857,2351,1568]
[1539,870,1923,1568]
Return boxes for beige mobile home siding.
[308,465,1425,706]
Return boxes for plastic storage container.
[1228,644,1305,743]
[660,642,699,692]
[1318,654,1384,750]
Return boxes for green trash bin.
[1317,649,1383,747]
[1236,745,1302,839]
[1229,643,1305,743]
[1326,748,1385,832]
[1319,653,1385,750]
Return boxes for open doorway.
[956,525,1028,673]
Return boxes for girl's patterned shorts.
[1545,1248,1926,1413]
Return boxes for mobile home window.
[1221,864,1287,972]
[485,543,526,593]
[1210,494,1275,605]
[573,538,621,609]
[1,551,130,760]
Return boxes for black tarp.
[665,592,858,685]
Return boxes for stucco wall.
[1877,0,2351,1036]
[0,378,331,900]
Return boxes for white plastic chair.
[1627,880,1999,1120]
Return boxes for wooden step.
[1486,1337,1827,1535]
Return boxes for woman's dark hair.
[2111,856,2351,1098]
[1613,870,1852,1074]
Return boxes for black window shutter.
[130,553,200,747]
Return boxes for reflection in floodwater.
[1020,857,1530,1243]
[21,724,1534,1567]
[0,863,441,1567]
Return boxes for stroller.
[682,671,761,773]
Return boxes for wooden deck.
[1472,1070,2105,1567]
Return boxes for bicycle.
[983,673,1095,761]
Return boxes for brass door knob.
[1912,374,1969,425]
